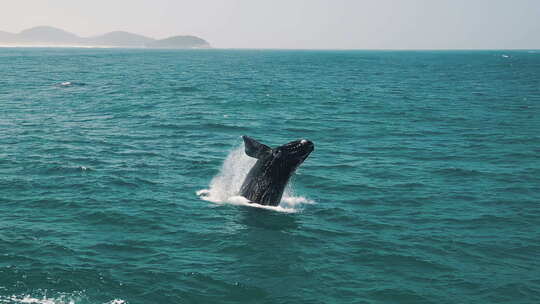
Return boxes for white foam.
[0,295,126,304]
[0,295,74,304]
[197,145,314,213]
[104,300,126,304]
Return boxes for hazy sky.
[2,0,539,49]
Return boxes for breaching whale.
[240,136,314,206]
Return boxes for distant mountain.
[17,26,83,44]
[0,26,211,48]
[88,31,154,47]
[147,35,210,49]
[0,30,16,42]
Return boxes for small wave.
[104,300,126,304]
[173,86,199,92]
[0,295,127,304]
[197,144,314,213]
[434,167,483,177]
[44,165,92,174]
[56,81,85,87]
[0,295,75,304]
[200,123,248,132]
[81,209,159,228]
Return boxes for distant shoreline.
[0,45,537,52]
[0,26,211,49]
[0,44,211,49]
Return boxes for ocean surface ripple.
[1,48,539,304]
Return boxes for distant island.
[0,26,211,49]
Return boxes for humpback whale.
[240,136,314,206]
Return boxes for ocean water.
[0,48,539,304]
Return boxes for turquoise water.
[1,48,539,304]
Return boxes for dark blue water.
[1,48,539,304]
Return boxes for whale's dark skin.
[239,136,314,206]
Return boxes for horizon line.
[0,45,538,51]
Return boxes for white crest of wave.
[1,295,69,304]
[0,295,126,304]
[104,300,126,304]
[197,145,314,213]
[0,295,73,304]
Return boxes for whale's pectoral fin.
[243,136,271,159]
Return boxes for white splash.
[197,145,314,213]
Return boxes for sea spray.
[196,146,255,202]
[197,145,313,212]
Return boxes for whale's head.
[272,138,314,165]
[242,136,314,171]
[240,135,314,205]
